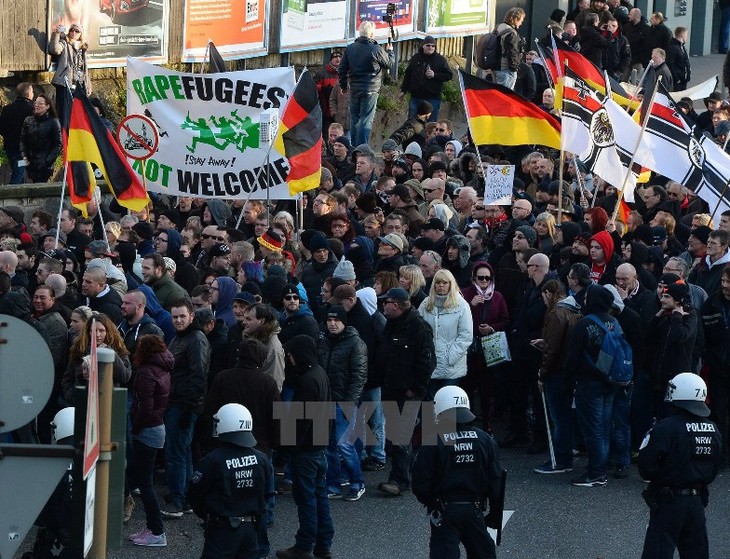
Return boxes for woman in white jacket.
[419,269,474,398]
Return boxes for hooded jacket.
[443,235,474,289]
[338,36,395,93]
[418,294,473,380]
[118,313,165,358]
[283,335,332,451]
[147,271,187,312]
[279,304,320,345]
[205,338,281,454]
[590,230,619,285]
[137,284,176,344]
[645,300,698,387]
[628,241,658,291]
[317,325,368,402]
[162,228,198,294]
[131,350,172,435]
[300,252,338,312]
[495,22,522,72]
[539,296,582,378]
[314,61,339,120]
[213,276,238,328]
[565,284,617,384]
[205,199,232,227]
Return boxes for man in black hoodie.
[565,284,619,487]
[277,335,334,559]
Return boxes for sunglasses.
[284,294,299,301]
[202,234,225,241]
[476,275,492,281]
[474,206,485,210]
[423,188,439,193]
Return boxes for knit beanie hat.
[309,233,329,252]
[326,305,349,325]
[333,256,356,281]
[516,225,537,246]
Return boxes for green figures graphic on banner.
[181,111,260,154]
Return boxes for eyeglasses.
[155,237,168,242]
[209,286,219,291]
[284,294,299,301]
[475,275,492,281]
[436,128,447,132]
[474,206,485,210]
[513,234,526,240]
[423,188,439,193]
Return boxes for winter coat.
[401,48,453,100]
[118,314,164,357]
[515,62,536,101]
[206,319,229,381]
[62,350,131,404]
[48,31,91,93]
[603,32,631,79]
[148,272,188,311]
[329,84,350,129]
[131,350,172,435]
[666,38,691,89]
[317,326,368,402]
[700,292,730,371]
[461,284,510,337]
[168,324,210,413]
[376,307,436,399]
[279,305,320,345]
[640,61,673,96]
[37,310,68,370]
[338,36,395,93]
[163,228,199,294]
[300,253,338,312]
[389,116,427,149]
[80,286,123,324]
[443,235,474,289]
[539,296,582,378]
[205,339,281,454]
[495,23,522,72]
[510,273,555,358]
[646,23,672,53]
[0,97,33,154]
[419,295,473,380]
[644,309,698,388]
[137,284,176,344]
[689,250,730,297]
[314,62,339,120]
[256,331,286,391]
[579,26,608,68]
[20,113,62,177]
[623,17,651,65]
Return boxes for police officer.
[638,372,722,559]
[188,403,273,559]
[412,386,503,559]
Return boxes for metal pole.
[89,347,116,559]
[541,388,556,469]
[55,162,69,249]
[710,180,730,220]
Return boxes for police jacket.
[189,443,272,519]
[19,113,62,175]
[338,36,395,94]
[317,326,367,403]
[168,323,211,413]
[377,307,436,400]
[131,350,172,435]
[637,409,721,489]
[700,292,730,371]
[400,48,453,100]
[412,424,502,509]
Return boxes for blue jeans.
[349,91,379,147]
[164,406,197,507]
[291,450,334,552]
[4,150,24,184]
[575,378,616,479]
[356,387,386,463]
[543,374,574,468]
[132,438,164,535]
[721,6,730,53]
[408,97,441,122]
[326,404,364,492]
[609,385,633,468]
[493,70,517,90]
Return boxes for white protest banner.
[126,57,298,200]
[484,165,514,205]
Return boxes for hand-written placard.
[485,165,514,206]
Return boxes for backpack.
[478,30,503,71]
[583,315,633,386]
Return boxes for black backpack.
[478,28,507,71]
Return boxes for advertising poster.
[355,0,415,39]
[280,0,348,51]
[182,0,267,62]
[425,0,489,35]
[126,58,298,200]
[48,0,167,67]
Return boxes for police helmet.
[213,403,257,447]
[665,373,711,417]
[434,386,476,423]
[51,407,75,444]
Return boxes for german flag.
[616,198,632,225]
[273,70,322,195]
[65,87,149,212]
[458,70,561,149]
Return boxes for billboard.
[355,0,415,39]
[182,0,267,62]
[279,0,348,51]
[425,0,489,35]
[48,0,167,67]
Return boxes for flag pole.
[55,162,69,249]
[612,77,663,223]
[557,61,566,222]
[94,187,110,247]
[628,62,653,116]
[723,133,730,151]
[710,180,730,220]
[534,39,554,88]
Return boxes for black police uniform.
[637,410,722,559]
[189,442,273,559]
[412,422,503,559]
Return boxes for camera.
[382,2,396,24]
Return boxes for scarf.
[474,280,495,300]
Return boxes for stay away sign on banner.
[126,58,297,200]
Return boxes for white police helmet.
[665,373,710,417]
[434,386,475,423]
[51,407,75,444]
[213,403,257,447]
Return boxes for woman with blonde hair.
[398,264,427,308]
[418,269,473,397]
[534,212,556,256]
